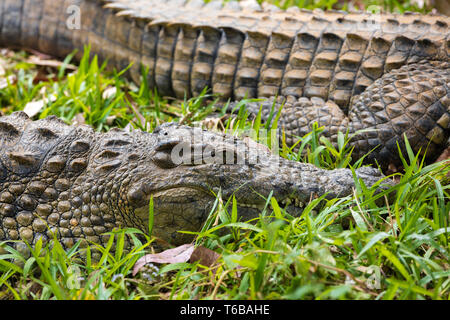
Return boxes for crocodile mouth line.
[149,186,265,208]
[146,186,306,211]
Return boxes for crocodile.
[0,0,449,167]
[0,1,447,254]
[0,111,391,257]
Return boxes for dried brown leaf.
[72,113,86,126]
[132,244,195,276]
[129,104,148,130]
[102,86,117,100]
[189,246,221,268]
[123,122,135,133]
[33,68,58,84]
[23,92,57,118]
[26,49,53,60]
[0,75,16,89]
[23,100,45,118]
[27,55,77,70]
[200,117,225,131]
[0,60,5,77]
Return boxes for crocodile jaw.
[125,123,393,245]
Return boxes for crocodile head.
[121,123,393,245]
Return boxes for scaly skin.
[0,112,391,258]
[232,60,450,166]
[0,0,448,167]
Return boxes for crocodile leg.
[237,60,450,167]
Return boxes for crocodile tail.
[0,0,123,75]
[233,60,449,167]
[1,0,449,108]
[0,1,67,55]
[347,60,450,166]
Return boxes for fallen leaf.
[190,246,221,268]
[23,100,45,118]
[27,55,77,71]
[105,115,117,126]
[0,48,12,57]
[436,146,450,163]
[33,68,58,84]
[127,99,148,130]
[72,113,86,126]
[0,75,16,89]
[0,59,6,77]
[123,122,134,132]
[102,86,117,100]
[200,117,225,131]
[26,49,53,60]
[132,244,194,276]
[23,93,57,118]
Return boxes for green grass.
[0,0,448,300]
